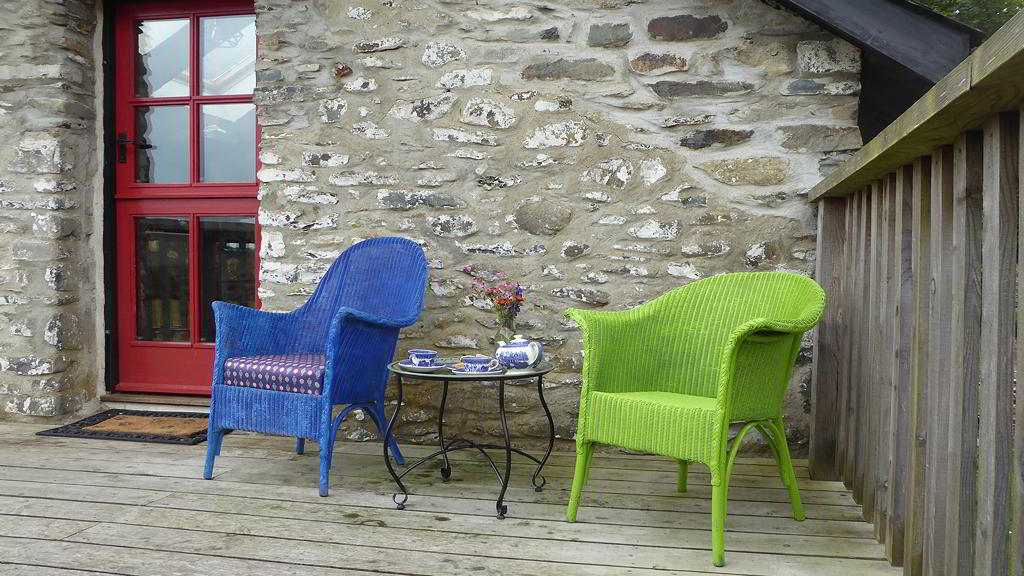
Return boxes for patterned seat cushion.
[223,354,326,395]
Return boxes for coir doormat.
[36,409,220,445]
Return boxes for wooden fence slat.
[852,189,872,504]
[842,192,862,489]
[836,195,854,483]
[977,111,1018,576]
[904,156,931,576]
[810,197,847,481]
[885,165,914,567]
[944,130,983,575]
[864,180,884,525]
[923,145,954,576]
[874,175,896,542]
[1014,106,1024,576]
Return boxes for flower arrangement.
[463,266,525,341]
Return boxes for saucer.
[398,360,446,373]
[451,366,504,375]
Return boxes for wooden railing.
[808,11,1024,576]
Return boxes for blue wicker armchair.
[203,237,427,496]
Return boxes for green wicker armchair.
[564,272,825,566]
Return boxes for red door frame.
[113,0,259,395]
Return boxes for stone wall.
[254,0,862,451]
[0,0,862,453]
[0,1,99,420]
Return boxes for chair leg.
[203,428,223,480]
[566,442,593,522]
[296,438,305,455]
[712,482,727,566]
[368,404,405,465]
[770,417,805,521]
[318,444,332,497]
[677,460,688,493]
[756,424,787,485]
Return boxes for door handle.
[116,133,152,163]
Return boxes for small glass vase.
[493,318,516,345]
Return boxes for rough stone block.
[327,171,397,186]
[32,213,76,239]
[679,128,753,149]
[376,190,465,210]
[11,238,68,261]
[44,313,81,350]
[318,98,347,123]
[515,200,572,236]
[465,6,532,22]
[779,124,862,152]
[343,77,378,92]
[10,136,67,174]
[627,219,679,241]
[550,287,610,307]
[257,168,315,183]
[437,68,493,89]
[581,158,634,188]
[422,41,466,68]
[432,127,499,146]
[353,37,404,53]
[639,159,667,185]
[428,215,478,238]
[522,122,587,149]
[667,262,702,279]
[647,14,727,41]
[560,241,591,259]
[650,80,753,98]
[352,121,390,139]
[2,355,71,376]
[781,79,860,96]
[460,98,517,129]
[388,93,458,123]
[698,157,789,186]
[477,175,522,190]
[796,39,860,74]
[45,264,74,291]
[629,52,687,76]
[588,23,632,47]
[522,58,615,81]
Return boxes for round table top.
[387,358,555,381]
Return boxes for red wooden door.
[114,0,259,395]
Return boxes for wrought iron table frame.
[383,360,556,519]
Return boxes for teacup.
[408,349,439,366]
[461,355,500,373]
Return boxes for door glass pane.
[135,19,189,97]
[200,217,256,342]
[135,105,189,184]
[136,217,190,342]
[200,103,256,183]
[200,15,256,95]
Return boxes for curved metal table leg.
[532,375,554,492]
[438,379,452,482]
[383,373,408,510]
[495,378,512,519]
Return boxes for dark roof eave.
[768,0,979,83]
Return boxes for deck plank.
[0,423,898,576]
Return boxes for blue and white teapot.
[495,334,544,370]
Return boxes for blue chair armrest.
[321,307,404,404]
[338,306,419,329]
[212,301,301,360]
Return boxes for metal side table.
[383,360,556,518]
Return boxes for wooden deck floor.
[0,422,897,576]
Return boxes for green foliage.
[916,0,1024,36]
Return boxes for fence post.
[976,111,1018,576]
[810,197,847,481]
